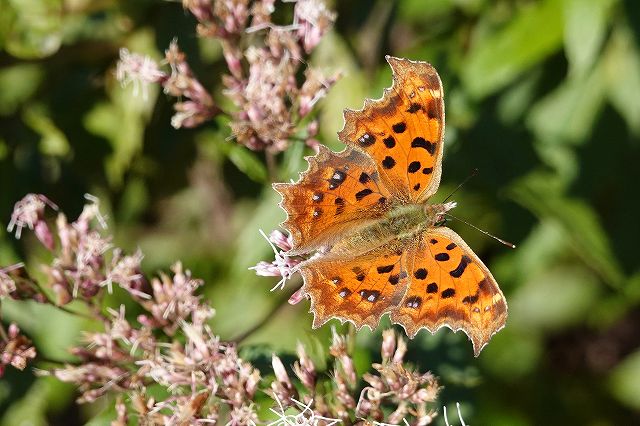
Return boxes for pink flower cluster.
[269,328,441,425]
[2,194,443,424]
[117,0,339,152]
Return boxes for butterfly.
[274,56,507,356]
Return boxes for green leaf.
[3,0,63,59]
[527,63,607,144]
[313,31,367,148]
[603,25,640,135]
[609,349,640,410]
[563,0,615,77]
[509,172,625,287]
[84,30,160,188]
[509,266,600,331]
[0,64,44,116]
[225,143,268,183]
[462,0,564,98]
[22,104,70,156]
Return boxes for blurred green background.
[1,0,640,424]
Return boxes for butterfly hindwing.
[390,227,507,356]
[298,239,411,330]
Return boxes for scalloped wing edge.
[336,55,445,202]
[274,145,371,255]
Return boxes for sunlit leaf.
[603,25,640,135]
[84,30,160,187]
[462,0,564,98]
[22,104,70,157]
[510,266,600,331]
[527,63,607,144]
[0,377,74,426]
[609,349,640,410]
[0,64,44,116]
[3,0,63,59]
[510,172,624,287]
[563,0,615,77]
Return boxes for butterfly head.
[425,201,457,227]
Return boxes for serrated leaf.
[462,0,564,98]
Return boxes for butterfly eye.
[434,217,447,227]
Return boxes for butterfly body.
[322,201,455,257]
[275,57,507,356]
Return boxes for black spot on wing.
[414,268,428,279]
[328,170,347,189]
[392,122,406,133]
[355,188,373,201]
[406,103,421,113]
[382,156,396,169]
[435,253,450,262]
[359,172,371,184]
[383,136,396,148]
[411,137,436,154]
[358,133,375,147]
[462,292,479,305]
[338,288,351,298]
[376,264,394,274]
[449,255,471,278]
[441,288,455,299]
[359,289,380,302]
[405,296,422,309]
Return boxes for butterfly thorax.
[326,201,456,256]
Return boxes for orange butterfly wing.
[338,56,444,202]
[298,240,411,330]
[275,145,391,255]
[391,227,507,356]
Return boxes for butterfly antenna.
[445,212,516,249]
[442,168,479,203]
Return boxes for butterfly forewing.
[338,56,445,203]
[275,145,391,254]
